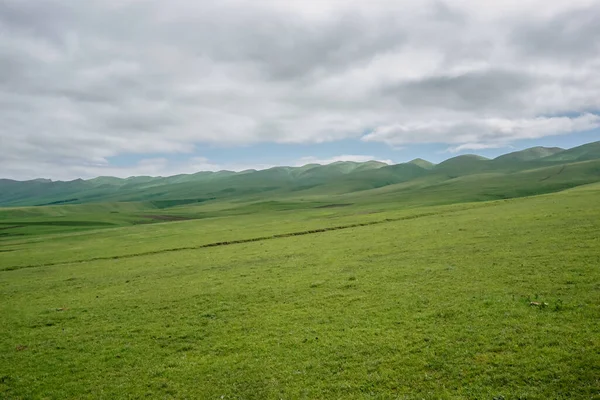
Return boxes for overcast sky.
[1,0,599,180]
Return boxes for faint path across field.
[2,211,441,271]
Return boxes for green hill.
[1,141,600,209]
[433,154,491,177]
[540,141,600,162]
[295,163,430,195]
[494,146,564,162]
[408,158,435,169]
[344,159,600,208]
[353,160,389,171]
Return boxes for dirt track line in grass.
[2,199,513,272]
[1,211,443,272]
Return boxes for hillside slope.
[1,141,599,207]
[494,146,564,162]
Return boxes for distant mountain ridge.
[1,141,599,207]
[494,146,564,162]
[408,158,435,169]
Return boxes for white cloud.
[294,155,393,166]
[1,0,600,179]
[363,114,600,146]
[445,143,510,153]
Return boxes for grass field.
[1,183,599,399]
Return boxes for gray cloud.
[511,4,600,61]
[383,69,536,112]
[1,0,599,179]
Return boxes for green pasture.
[1,184,599,399]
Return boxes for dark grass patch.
[150,198,215,209]
[0,225,23,230]
[140,215,192,222]
[0,233,25,238]
[315,203,353,209]
[0,221,115,227]
[37,198,79,206]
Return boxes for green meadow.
[1,143,600,399]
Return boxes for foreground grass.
[1,186,599,399]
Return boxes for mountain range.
[1,141,599,208]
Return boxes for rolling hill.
[408,158,435,169]
[0,141,599,210]
[494,146,564,162]
[539,141,600,162]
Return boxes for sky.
[1,0,599,181]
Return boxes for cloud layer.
[1,0,599,179]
